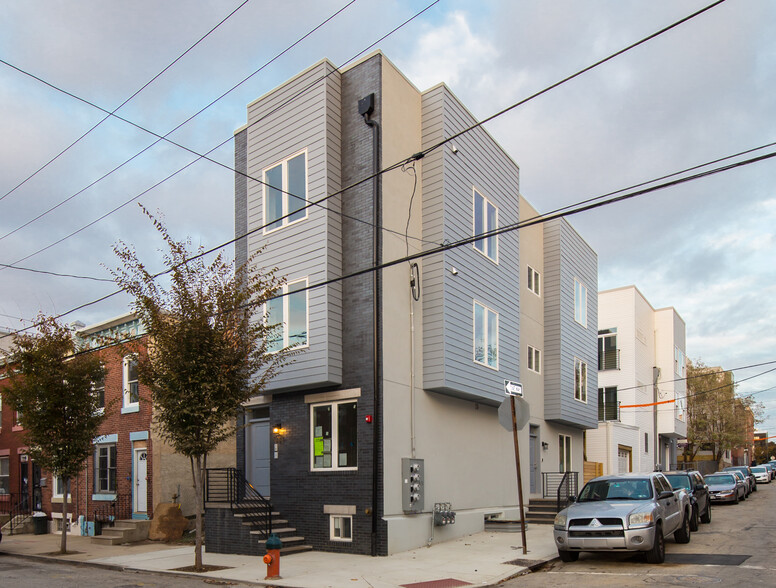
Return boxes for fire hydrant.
[263,533,282,580]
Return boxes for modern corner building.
[586,286,687,476]
[213,52,598,556]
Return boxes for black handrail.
[542,471,579,511]
[206,468,272,538]
[0,492,30,534]
[93,494,132,527]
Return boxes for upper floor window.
[311,399,358,470]
[266,279,309,353]
[474,301,498,369]
[574,278,587,327]
[264,151,307,232]
[528,345,541,374]
[123,355,139,410]
[598,328,619,371]
[93,379,105,412]
[574,358,587,402]
[674,346,685,377]
[527,266,540,296]
[473,189,497,262]
[598,386,618,421]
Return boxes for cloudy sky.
[1,0,774,434]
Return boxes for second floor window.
[574,358,587,402]
[574,278,587,327]
[474,301,498,369]
[598,386,618,421]
[123,355,139,408]
[473,189,497,262]
[264,151,307,232]
[266,279,309,353]
[598,328,618,370]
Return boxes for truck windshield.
[578,479,652,501]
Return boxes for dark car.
[665,470,711,529]
[705,472,745,503]
[723,466,757,494]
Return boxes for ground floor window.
[95,443,117,493]
[559,434,572,472]
[330,515,352,542]
[0,456,8,494]
[311,399,358,470]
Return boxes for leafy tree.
[5,316,106,554]
[111,208,290,571]
[684,359,762,468]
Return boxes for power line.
[0,262,111,282]
[0,0,253,205]
[0,0,359,244]
[0,0,439,268]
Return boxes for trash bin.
[93,520,102,536]
[33,513,48,535]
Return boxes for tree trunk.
[191,455,204,571]
[61,476,69,554]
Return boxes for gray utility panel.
[402,458,424,513]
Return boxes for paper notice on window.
[314,456,323,468]
[339,453,348,467]
[323,438,331,452]
[323,454,331,467]
[314,437,324,456]
[314,426,323,437]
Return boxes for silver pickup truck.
[553,471,692,563]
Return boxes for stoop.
[91,519,151,545]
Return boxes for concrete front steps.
[524,498,559,525]
[91,519,151,545]
[236,509,312,556]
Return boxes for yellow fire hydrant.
[263,533,282,580]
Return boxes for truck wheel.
[675,510,691,544]
[700,503,711,524]
[690,505,699,532]
[558,550,579,562]
[645,524,665,564]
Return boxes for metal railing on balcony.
[206,468,272,538]
[598,349,620,371]
[599,400,621,422]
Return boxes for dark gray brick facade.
[205,504,264,556]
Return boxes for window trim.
[262,149,308,234]
[527,345,541,374]
[574,278,587,327]
[472,188,498,263]
[309,398,358,472]
[266,278,310,353]
[559,434,572,473]
[329,514,353,542]
[574,358,587,403]
[122,354,139,412]
[94,442,117,496]
[473,300,499,370]
[527,266,540,297]
[0,455,9,496]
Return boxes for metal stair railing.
[1,493,31,534]
[206,468,272,538]
[542,471,579,512]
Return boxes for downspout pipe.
[360,93,381,557]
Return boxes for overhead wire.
[0,0,359,244]
[0,0,441,269]
[0,0,254,205]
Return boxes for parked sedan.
[763,463,775,480]
[723,466,757,493]
[751,466,770,484]
[729,470,750,498]
[664,470,711,529]
[705,472,745,503]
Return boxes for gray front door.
[246,419,270,497]
[529,425,539,494]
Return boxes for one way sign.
[504,380,523,397]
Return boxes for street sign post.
[499,382,528,554]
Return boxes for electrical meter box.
[402,457,424,513]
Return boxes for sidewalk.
[0,522,558,587]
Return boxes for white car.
[751,466,770,484]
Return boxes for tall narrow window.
[267,279,309,353]
[0,456,9,495]
[559,435,572,472]
[574,358,587,402]
[474,301,498,369]
[95,443,117,494]
[527,266,540,296]
[473,189,497,262]
[674,346,685,376]
[598,328,618,370]
[528,346,541,374]
[598,387,618,421]
[574,278,587,327]
[264,151,307,231]
[123,355,139,409]
[93,379,105,412]
[311,400,358,470]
